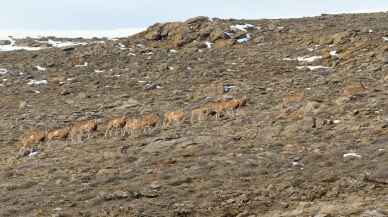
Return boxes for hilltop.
[0,12,388,216]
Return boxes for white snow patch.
[117,43,127,50]
[230,24,255,32]
[368,29,373,33]
[35,65,46,71]
[169,49,178,53]
[237,34,251,43]
[136,44,145,48]
[94,69,104,73]
[0,68,8,75]
[0,37,43,51]
[330,50,338,57]
[283,57,296,61]
[27,79,48,85]
[224,32,233,38]
[297,55,323,63]
[297,66,331,70]
[28,150,39,157]
[205,41,212,49]
[75,62,88,67]
[343,152,362,158]
[47,39,88,48]
[383,37,388,42]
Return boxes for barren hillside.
[1,12,388,217]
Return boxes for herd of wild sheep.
[18,97,247,156]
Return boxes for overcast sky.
[1,0,388,30]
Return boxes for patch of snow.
[383,37,388,42]
[27,79,48,85]
[94,69,104,73]
[169,49,178,53]
[47,39,87,48]
[75,62,88,67]
[128,52,136,56]
[136,44,145,48]
[35,65,46,71]
[237,34,251,43]
[369,29,373,33]
[205,41,212,49]
[224,85,236,92]
[330,50,338,57]
[343,152,362,158]
[333,119,341,124]
[28,150,39,157]
[297,55,323,63]
[307,48,315,52]
[117,43,127,50]
[224,32,233,38]
[283,57,296,61]
[0,68,8,75]
[137,80,147,83]
[0,37,43,51]
[297,66,331,70]
[230,24,255,32]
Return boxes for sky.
[0,1,388,37]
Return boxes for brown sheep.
[124,114,160,136]
[163,111,185,128]
[223,97,247,113]
[18,129,46,156]
[191,106,211,123]
[47,127,70,141]
[20,129,46,147]
[207,97,247,119]
[141,113,160,133]
[124,118,144,136]
[69,119,98,142]
[104,116,127,137]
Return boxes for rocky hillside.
[1,12,388,217]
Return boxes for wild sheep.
[191,107,211,123]
[20,129,46,147]
[124,114,160,136]
[18,129,46,156]
[69,119,98,142]
[141,113,160,133]
[47,127,70,141]
[163,111,185,128]
[207,97,247,119]
[104,116,127,137]
[124,118,143,136]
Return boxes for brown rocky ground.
[1,12,388,217]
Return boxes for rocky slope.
[1,12,388,217]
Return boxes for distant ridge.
[0,28,145,40]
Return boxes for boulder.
[0,40,11,45]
